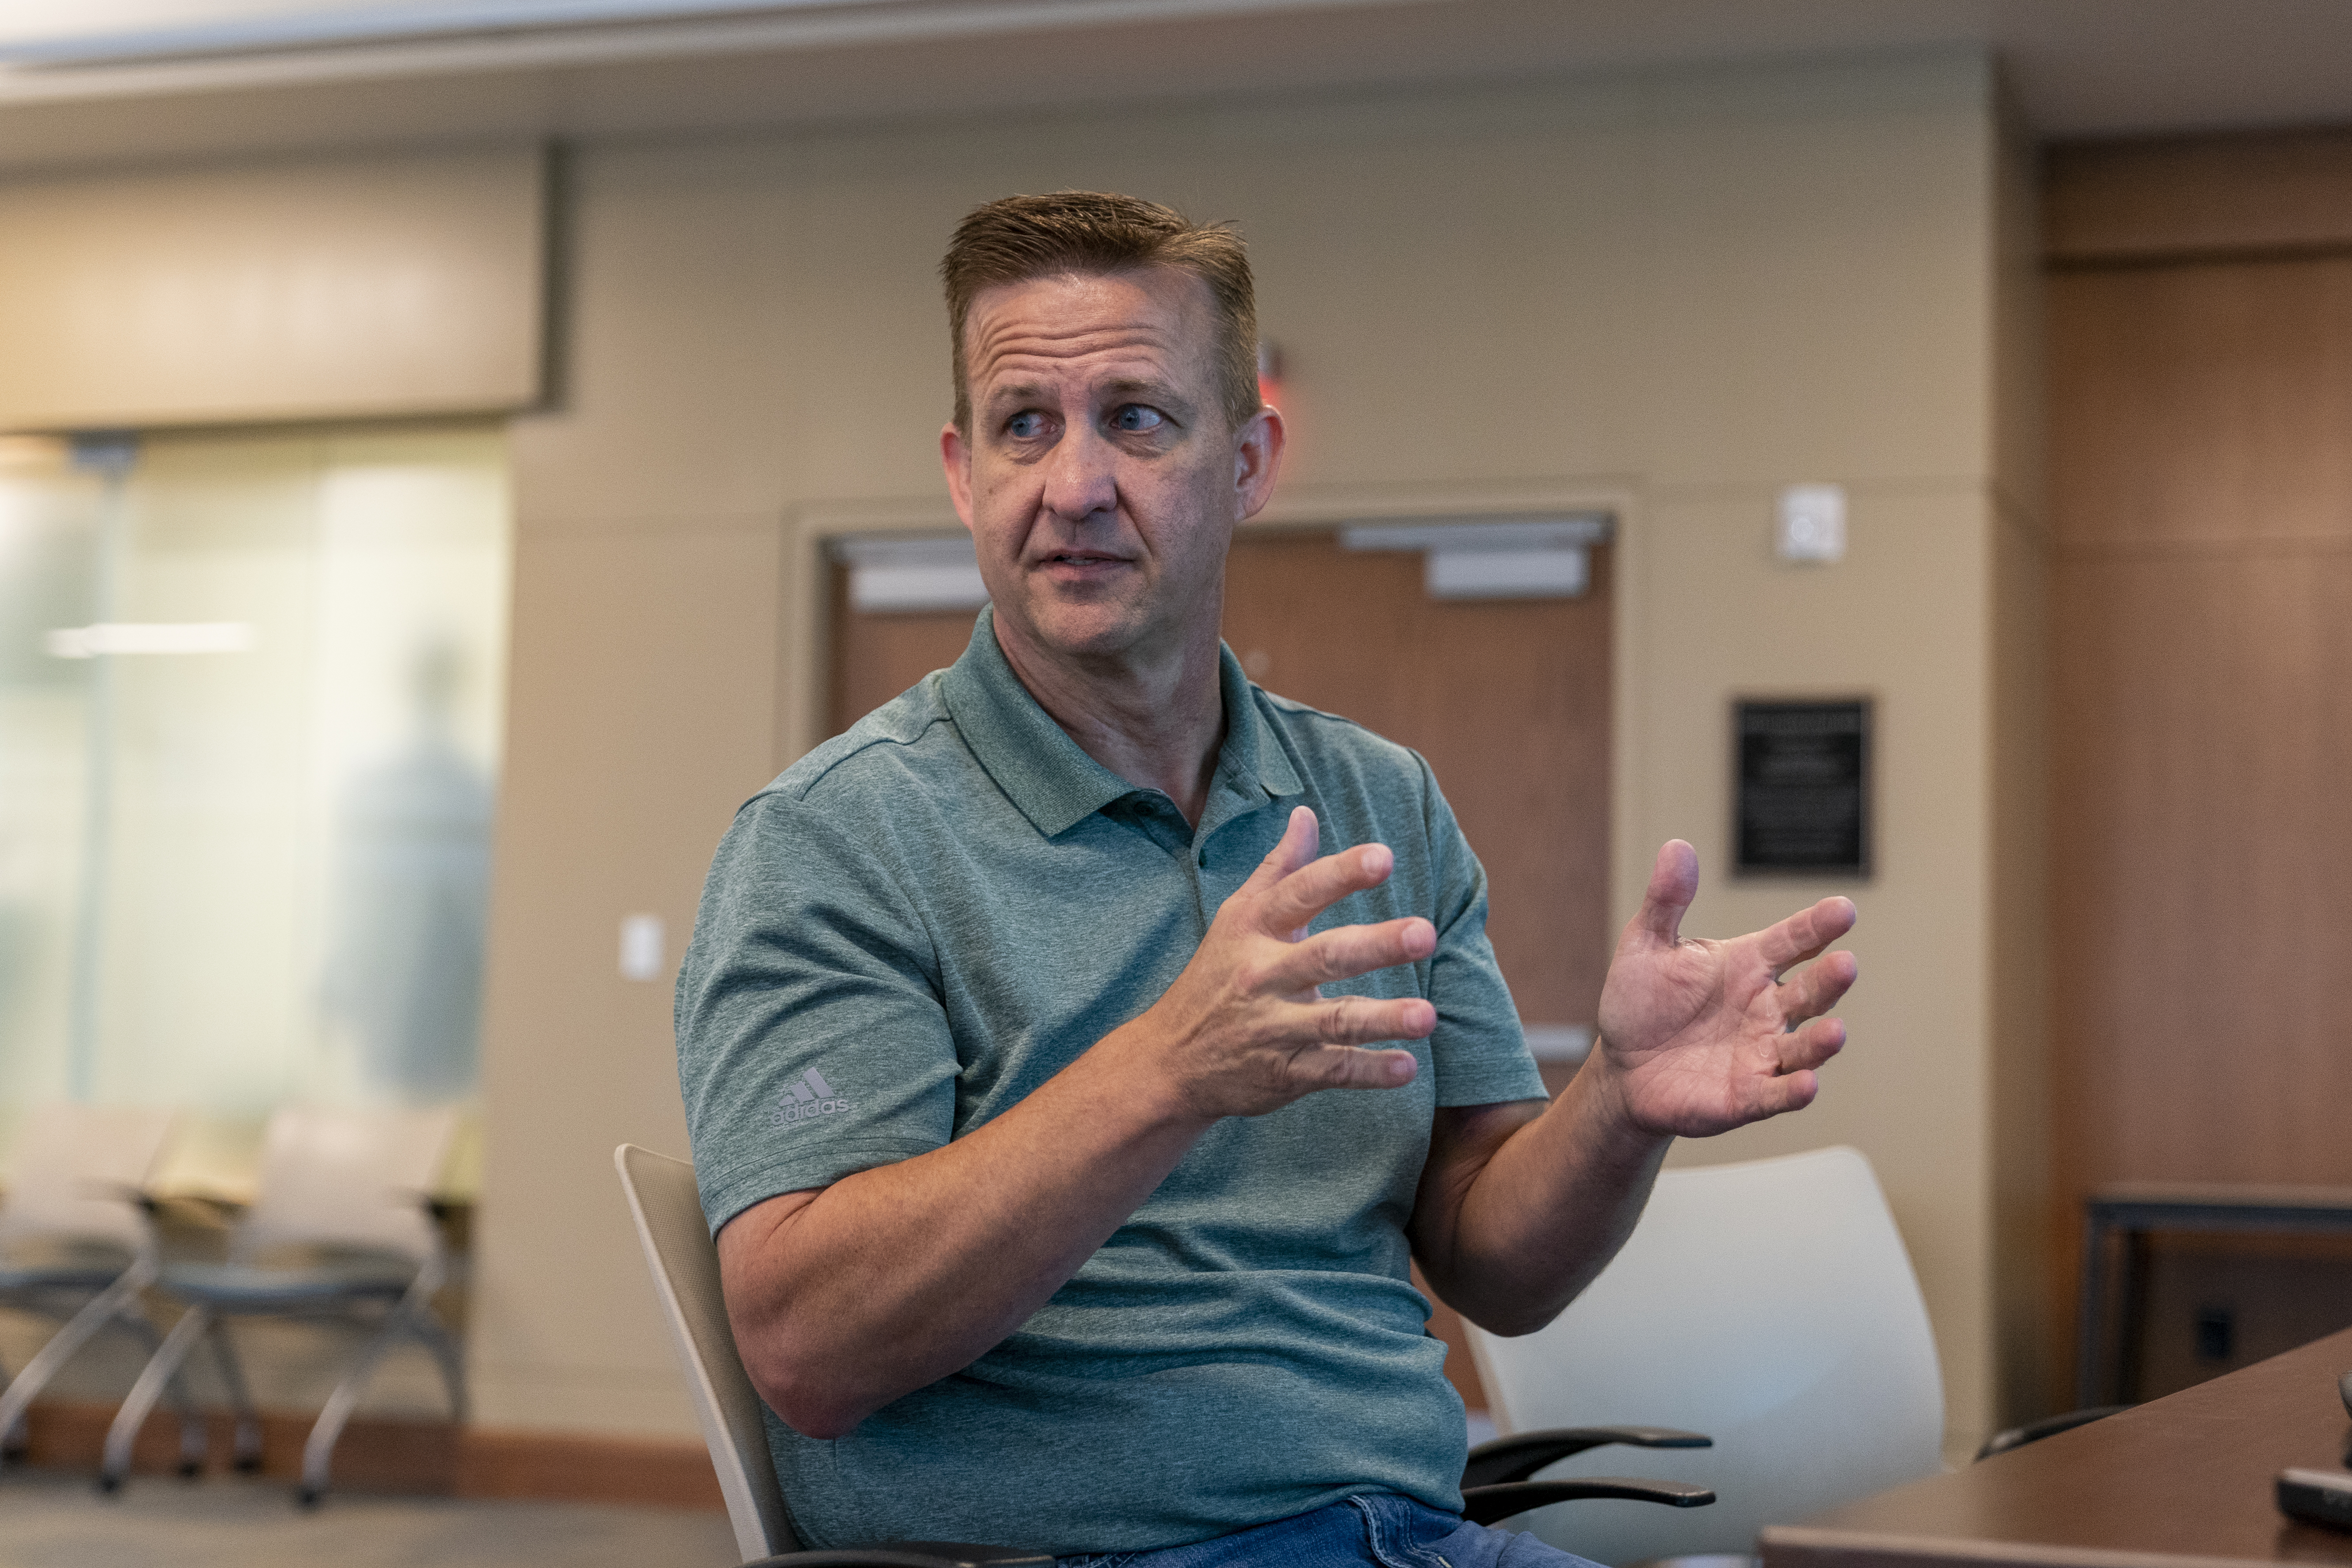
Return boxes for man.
[676,192,1857,1566]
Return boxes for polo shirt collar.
[939,605,1304,841]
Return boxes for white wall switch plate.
[619,913,665,982]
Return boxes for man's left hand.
[1591,839,1857,1138]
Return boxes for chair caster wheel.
[234,1455,264,1475]
[178,1460,203,1479]
[96,1473,123,1496]
[295,1485,323,1509]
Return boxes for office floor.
[0,1465,740,1568]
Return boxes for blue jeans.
[1055,1494,1603,1568]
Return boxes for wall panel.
[0,146,545,432]
[2047,147,2352,1404]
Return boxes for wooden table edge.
[1759,1523,2286,1568]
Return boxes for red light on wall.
[1257,340,1283,410]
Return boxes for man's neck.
[991,616,1226,829]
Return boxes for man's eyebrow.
[978,377,1199,417]
[1099,377,1193,409]
[981,381,1053,413]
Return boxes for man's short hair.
[942,191,1260,436]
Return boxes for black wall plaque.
[1733,699,1871,877]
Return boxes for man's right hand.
[1119,805,1434,1121]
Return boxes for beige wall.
[477,47,2039,1453]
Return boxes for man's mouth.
[1040,551,1127,568]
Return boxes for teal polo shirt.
[675,608,1545,1555]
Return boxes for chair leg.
[0,1352,20,1458]
[413,1310,468,1423]
[295,1313,406,1507]
[101,1304,212,1493]
[118,1308,212,1473]
[203,1320,265,1472]
[0,1277,146,1466]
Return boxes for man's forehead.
[964,268,1216,380]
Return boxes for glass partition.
[0,426,509,1124]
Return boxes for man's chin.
[998,600,1154,665]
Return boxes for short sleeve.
[674,790,960,1234]
[1415,754,1549,1109]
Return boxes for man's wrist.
[1565,1042,1675,1171]
[1089,1016,1221,1136]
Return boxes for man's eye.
[1006,412,1048,439]
[1111,405,1165,433]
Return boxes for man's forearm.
[1413,1065,1671,1337]
[717,1021,1211,1439]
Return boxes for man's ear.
[1232,405,1287,523]
[941,421,977,529]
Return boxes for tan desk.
[1761,1325,2352,1568]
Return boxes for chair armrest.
[1461,1476,1716,1526]
[746,1545,1054,1566]
[1462,1425,1713,1488]
[1974,1405,2133,1461]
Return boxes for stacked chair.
[97,1104,465,1505]
[615,1142,1716,1567]
[0,1105,202,1471]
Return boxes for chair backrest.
[1465,1145,1945,1567]
[0,1105,177,1254]
[233,1105,457,1265]
[614,1143,792,1564]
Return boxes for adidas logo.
[771,1067,852,1129]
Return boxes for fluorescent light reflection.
[45,621,256,657]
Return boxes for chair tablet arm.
[744,1545,1054,1567]
[1462,1425,1713,1488]
[1461,1477,1716,1526]
[77,1180,162,1215]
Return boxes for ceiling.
[1,0,2349,173]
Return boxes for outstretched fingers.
[1294,1044,1422,1091]
[1305,990,1435,1047]
[1771,1014,1847,1076]
[1772,948,1859,1025]
[1744,1066,1822,1119]
[1285,916,1437,990]
[1258,838,1403,937]
[1755,895,1859,974]
[1239,806,1322,898]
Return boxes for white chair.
[618,1142,1067,1566]
[614,1142,797,1564]
[0,1105,205,1469]
[615,1142,1708,1567]
[99,1105,466,1504]
[1466,1145,1945,1567]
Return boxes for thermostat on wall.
[1777,484,1847,563]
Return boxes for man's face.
[941,267,1282,675]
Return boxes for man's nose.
[1039,421,1117,524]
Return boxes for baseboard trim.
[458,1425,726,1509]
[15,1401,724,1511]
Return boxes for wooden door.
[824,527,1615,1413]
